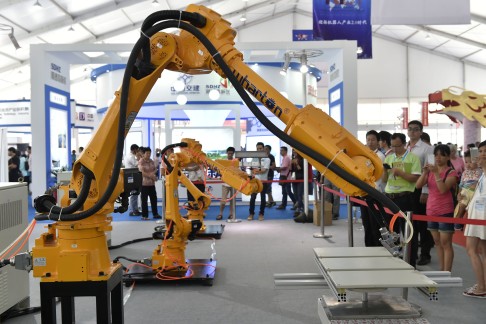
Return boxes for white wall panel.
[465,64,486,93]
[408,48,463,97]
[357,37,407,98]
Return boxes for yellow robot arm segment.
[71,33,180,211]
[179,138,263,196]
[175,5,382,197]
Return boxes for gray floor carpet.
[3,218,483,324]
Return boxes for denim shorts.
[427,213,454,233]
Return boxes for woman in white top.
[463,140,486,298]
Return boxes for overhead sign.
[312,0,372,59]
[0,101,31,126]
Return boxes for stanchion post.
[314,179,332,239]
[402,211,413,300]
[347,196,354,247]
[227,187,241,223]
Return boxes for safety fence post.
[347,196,354,247]
[313,181,332,239]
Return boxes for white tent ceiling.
[1,0,486,100]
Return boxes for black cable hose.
[0,306,42,320]
[140,10,206,64]
[165,19,401,215]
[34,20,183,221]
[34,166,94,218]
[36,12,399,221]
[108,237,153,250]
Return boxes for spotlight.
[208,89,220,100]
[33,0,42,7]
[176,95,188,105]
[1,24,21,49]
[280,53,290,76]
[68,26,75,32]
[300,54,309,73]
[240,15,247,22]
[152,0,160,6]
[356,46,363,54]
[173,80,185,92]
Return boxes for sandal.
[216,214,223,220]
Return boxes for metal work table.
[314,247,437,323]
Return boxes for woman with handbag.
[463,140,486,298]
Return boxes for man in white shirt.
[125,144,141,216]
[275,146,296,209]
[406,120,434,266]
[248,142,270,221]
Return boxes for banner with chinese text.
[313,0,372,59]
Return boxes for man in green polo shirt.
[382,133,422,267]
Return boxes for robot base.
[318,294,427,323]
[123,259,216,287]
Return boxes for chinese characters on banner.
[402,107,409,129]
[421,102,429,126]
[312,0,372,59]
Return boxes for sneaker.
[247,214,254,221]
[141,217,149,221]
[129,211,141,216]
[266,202,276,207]
[276,205,286,210]
[258,213,264,221]
[153,215,162,219]
[228,215,234,220]
[216,214,223,220]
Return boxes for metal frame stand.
[40,267,124,324]
[314,181,332,238]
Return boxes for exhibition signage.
[312,0,372,59]
[402,107,409,129]
[421,102,429,127]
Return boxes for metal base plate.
[318,294,426,323]
[197,224,225,239]
[123,259,216,287]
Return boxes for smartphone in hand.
[471,147,479,161]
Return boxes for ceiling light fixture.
[280,53,290,76]
[68,26,75,32]
[425,33,431,40]
[33,0,42,7]
[152,0,160,7]
[356,46,363,54]
[0,24,21,49]
[240,15,247,22]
